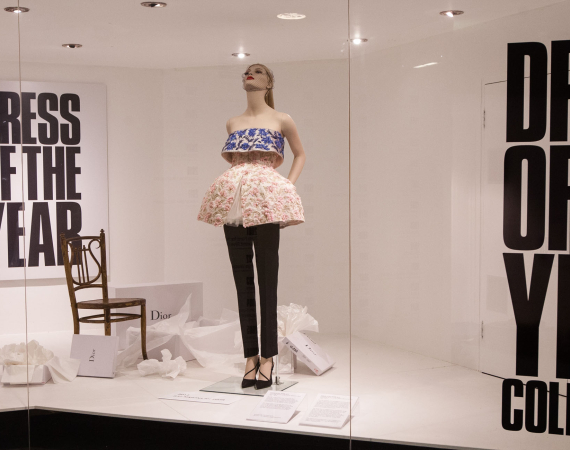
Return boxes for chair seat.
[77,298,145,309]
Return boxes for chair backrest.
[60,229,109,308]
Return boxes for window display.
[1,1,568,449]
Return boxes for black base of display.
[1,409,444,450]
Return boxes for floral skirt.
[197,153,304,229]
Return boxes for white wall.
[349,1,570,369]
[2,1,566,368]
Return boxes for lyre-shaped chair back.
[60,230,109,311]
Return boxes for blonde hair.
[246,63,275,109]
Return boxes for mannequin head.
[242,63,275,109]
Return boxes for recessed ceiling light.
[141,2,167,7]
[232,53,250,59]
[4,6,30,13]
[440,10,464,17]
[413,62,438,69]
[63,44,83,49]
[277,13,306,20]
[350,38,368,45]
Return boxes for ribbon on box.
[0,340,80,384]
[116,295,244,371]
[275,303,319,373]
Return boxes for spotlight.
[141,2,167,7]
[232,53,250,58]
[440,10,464,17]
[63,44,83,49]
[4,6,30,13]
[350,38,368,45]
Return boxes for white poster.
[0,81,108,280]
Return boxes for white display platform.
[0,331,567,450]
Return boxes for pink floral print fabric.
[197,143,305,229]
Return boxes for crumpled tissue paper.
[0,340,81,384]
[275,303,319,374]
[116,295,244,370]
[137,349,187,379]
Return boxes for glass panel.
[350,1,569,449]
[0,2,30,449]
[19,1,351,447]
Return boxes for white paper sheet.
[300,394,359,429]
[160,391,241,405]
[247,391,306,424]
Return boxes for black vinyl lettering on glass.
[506,42,548,143]
[21,92,37,145]
[557,255,570,379]
[548,382,564,435]
[503,146,545,250]
[22,146,41,201]
[503,253,553,377]
[501,379,524,431]
[37,93,59,145]
[29,202,55,267]
[60,94,80,145]
[0,146,16,201]
[550,40,570,142]
[43,146,65,200]
[0,91,20,144]
[548,146,570,251]
[525,380,548,433]
[7,202,24,267]
[56,202,82,265]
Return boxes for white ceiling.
[0,0,566,69]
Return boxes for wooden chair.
[60,229,148,360]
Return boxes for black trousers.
[223,223,280,359]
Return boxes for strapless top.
[221,128,285,169]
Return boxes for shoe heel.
[255,359,274,390]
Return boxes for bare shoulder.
[226,116,237,134]
[279,112,297,135]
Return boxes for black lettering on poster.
[0,90,85,269]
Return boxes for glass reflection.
[350,1,569,449]
[0,3,30,449]
[17,1,351,448]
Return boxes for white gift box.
[109,282,203,350]
[276,303,319,374]
[70,335,120,378]
[282,331,335,376]
[1,364,52,385]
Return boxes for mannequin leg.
[253,223,280,359]
[224,224,258,358]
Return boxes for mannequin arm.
[280,113,306,184]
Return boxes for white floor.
[1,331,568,450]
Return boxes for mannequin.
[197,64,306,389]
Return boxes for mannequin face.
[242,65,273,92]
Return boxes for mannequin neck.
[244,89,272,116]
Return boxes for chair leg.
[141,303,148,360]
[104,308,111,336]
[73,312,80,335]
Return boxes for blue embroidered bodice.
[221,128,285,165]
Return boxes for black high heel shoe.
[255,358,274,390]
[241,357,260,388]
